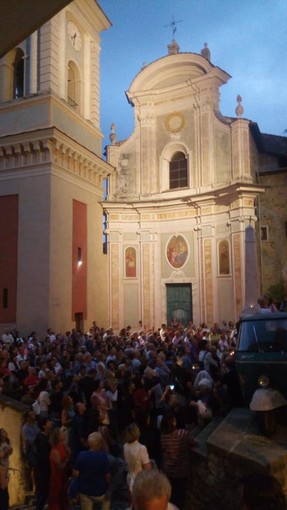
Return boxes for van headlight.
[258,375,270,388]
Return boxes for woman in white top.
[123,423,151,493]
[38,378,51,418]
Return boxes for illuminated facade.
[104,43,286,330]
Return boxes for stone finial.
[168,39,180,55]
[109,123,116,145]
[201,42,211,61]
[235,95,244,118]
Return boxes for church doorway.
[166,283,192,327]
[75,312,83,332]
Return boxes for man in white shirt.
[46,328,56,343]
[1,330,13,346]
[159,324,167,342]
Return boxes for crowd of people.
[0,313,285,509]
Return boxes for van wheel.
[257,410,277,437]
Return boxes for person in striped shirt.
[160,413,197,510]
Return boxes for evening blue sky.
[99,0,287,151]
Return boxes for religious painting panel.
[166,234,189,269]
[218,239,230,275]
[125,246,137,278]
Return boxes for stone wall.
[0,395,30,506]
[258,169,287,296]
[186,409,287,510]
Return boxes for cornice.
[0,127,114,185]
[104,182,265,211]
[103,184,262,227]
[67,0,110,40]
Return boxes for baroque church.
[0,1,286,335]
[104,40,287,331]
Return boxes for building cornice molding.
[69,0,111,37]
[105,182,265,211]
[0,127,114,185]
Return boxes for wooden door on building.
[75,312,84,332]
[166,283,192,327]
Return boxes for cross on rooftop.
[164,15,182,39]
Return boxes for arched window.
[169,151,187,189]
[67,61,81,113]
[13,48,24,99]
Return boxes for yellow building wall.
[0,397,30,506]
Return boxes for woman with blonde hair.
[37,378,51,418]
[123,422,151,493]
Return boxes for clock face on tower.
[67,21,82,51]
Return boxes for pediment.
[128,52,229,94]
[150,63,207,89]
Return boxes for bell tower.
[0,0,113,335]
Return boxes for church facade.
[104,41,286,331]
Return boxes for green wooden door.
[166,283,192,327]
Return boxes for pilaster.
[138,110,156,195]
[58,10,66,99]
[231,119,252,182]
[28,31,38,94]
[83,34,91,120]
[200,100,214,187]
[0,60,13,102]
[90,41,100,126]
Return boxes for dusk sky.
[99,0,287,151]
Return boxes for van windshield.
[238,318,287,352]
